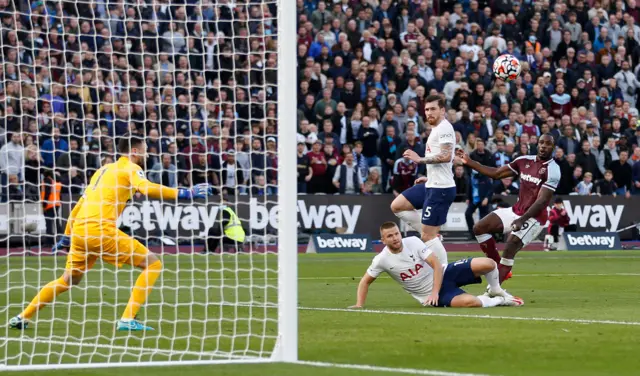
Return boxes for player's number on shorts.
[453,259,468,266]
[423,206,432,218]
[92,169,107,191]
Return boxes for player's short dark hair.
[425,94,445,108]
[540,133,556,144]
[379,221,398,233]
[118,134,146,154]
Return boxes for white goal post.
[0,0,297,370]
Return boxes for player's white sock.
[500,258,515,266]
[394,210,422,233]
[477,295,505,308]
[485,267,501,291]
[425,236,448,264]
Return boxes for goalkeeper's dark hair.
[118,134,146,154]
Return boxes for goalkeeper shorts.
[66,224,150,275]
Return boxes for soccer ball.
[493,54,521,82]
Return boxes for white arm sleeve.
[366,256,384,278]
[543,162,561,191]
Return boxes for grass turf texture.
[2,251,640,375]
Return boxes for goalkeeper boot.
[116,319,154,331]
[9,315,28,330]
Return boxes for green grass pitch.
[2,251,640,375]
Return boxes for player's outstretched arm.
[137,180,213,200]
[349,273,376,308]
[404,143,454,165]
[456,149,516,180]
[423,253,443,306]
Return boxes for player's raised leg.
[112,231,163,331]
[390,181,426,234]
[9,243,97,330]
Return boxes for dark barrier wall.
[57,195,637,240]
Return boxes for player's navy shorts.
[401,185,456,226]
[437,258,482,308]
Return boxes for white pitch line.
[3,272,640,286]
[0,336,261,360]
[299,307,640,326]
[296,360,492,376]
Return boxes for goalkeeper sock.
[394,210,422,233]
[477,295,505,308]
[21,276,71,320]
[121,260,162,321]
[424,236,448,265]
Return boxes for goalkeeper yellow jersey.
[73,157,149,226]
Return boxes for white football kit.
[424,118,456,188]
[366,237,441,303]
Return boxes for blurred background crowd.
[2,0,640,211]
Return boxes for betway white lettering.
[563,200,623,231]
[116,199,363,234]
[317,237,368,250]
[520,174,542,185]
[567,234,616,248]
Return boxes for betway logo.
[118,199,362,234]
[317,237,368,250]
[252,199,361,233]
[118,201,220,237]
[566,234,616,248]
[520,173,542,185]
[563,200,623,231]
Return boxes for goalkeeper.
[9,135,214,332]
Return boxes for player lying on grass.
[455,133,559,284]
[9,135,214,332]
[350,222,524,308]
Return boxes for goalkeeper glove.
[52,235,71,253]
[178,184,214,199]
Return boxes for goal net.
[0,0,297,370]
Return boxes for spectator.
[391,150,418,196]
[149,154,178,188]
[545,198,574,251]
[221,151,244,196]
[378,125,401,191]
[357,116,380,167]
[557,125,580,155]
[297,142,313,193]
[40,128,68,169]
[575,172,594,195]
[595,170,619,196]
[610,150,633,197]
[0,133,24,199]
[307,141,328,193]
[576,139,600,179]
[332,149,362,194]
[56,139,86,186]
[362,167,383,195]
[494,177,520,196]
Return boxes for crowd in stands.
[0,0,279,202]
[294,0,640,200]
[3,0,640,206]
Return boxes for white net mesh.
[0,0,284,367]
